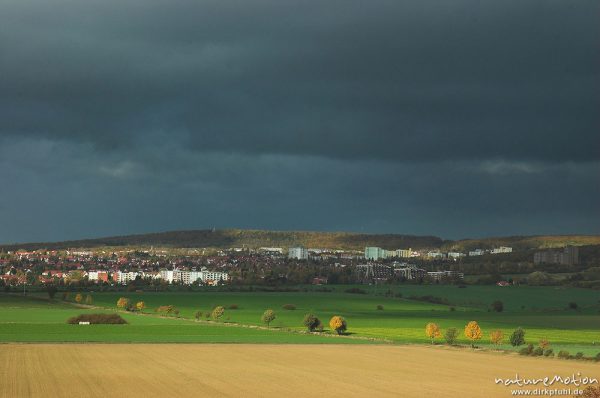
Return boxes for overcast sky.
[1,0,598,243]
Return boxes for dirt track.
[1,344,598,397]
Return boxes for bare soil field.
[1,344,598,398]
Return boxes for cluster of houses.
[285,246,514,262]
[38,268,229,286]
[426,246,513,259]
[356,263,464,283]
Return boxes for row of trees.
[116,297,145,312]
[425,322,527,348]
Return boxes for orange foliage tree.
[425,323,441,344]
[74,293,83,303]
[464,321,482,348]
[490,330,504,347]
[329,316,347,335]
[116,297,130,310]
[539,339,550,349]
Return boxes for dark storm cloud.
[0,0,598,242]
[1,0,598,161]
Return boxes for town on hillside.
[0,243,586,288]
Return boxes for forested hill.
[0,229,444,251]
[2,229,599,252]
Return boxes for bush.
[491,300,504,313]
[194,311,202,321]
[67,314,127,324]
[510,327,526,347]
[519,344,534,356]
[568,302,578,310]
[376,304,384,311]
[532,347,543,356]
[227,304,239,310]
[557,350,570,359]
[303,313,321,332]
[575,352,584,360]
[595,352,600,362]
[543,349,554,357]
[282,304,296,310]
[444,328,459,345]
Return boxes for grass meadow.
[1,285,599,355]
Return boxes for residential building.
[491,247,512,254]
[364,247,386,261]
[356,264,393,281]
[427,270,464,281]
[447,252,466,259]
[534,246,579,266]
[468,249,485,256]
[288,247,308,260]
[393,264,427,280]
[395,248,412,258]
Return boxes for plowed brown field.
[0,344,598,397]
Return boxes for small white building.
[468,249,485,256]
[491,247,513,254]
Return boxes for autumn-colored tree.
[136,301,146,311]
[425,323,441,344]
[329,316,347,335]
[261,309,276,328]
[85,295,93,305]
[464,321,482,348]
[490,330,504,347]
[211,306,225,321]
[116,297,130,310]
[74,293,83,303]
[539,338,550,350]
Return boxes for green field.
[0,295,369,344]
[1,285,599,355]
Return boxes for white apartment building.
[491,247,513,254]
[468,249,485,256]
[288,247,308,260]
[112,271,139,284]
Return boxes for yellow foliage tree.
[425,323,441,344]
[74,293,83,303]
[116,297,130,310]
[464,321,482,347]
[136,301,146,311]
[329,316,347,335]
[490,330,504,347]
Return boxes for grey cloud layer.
[1,0,598,161]
[0,0,598,242]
